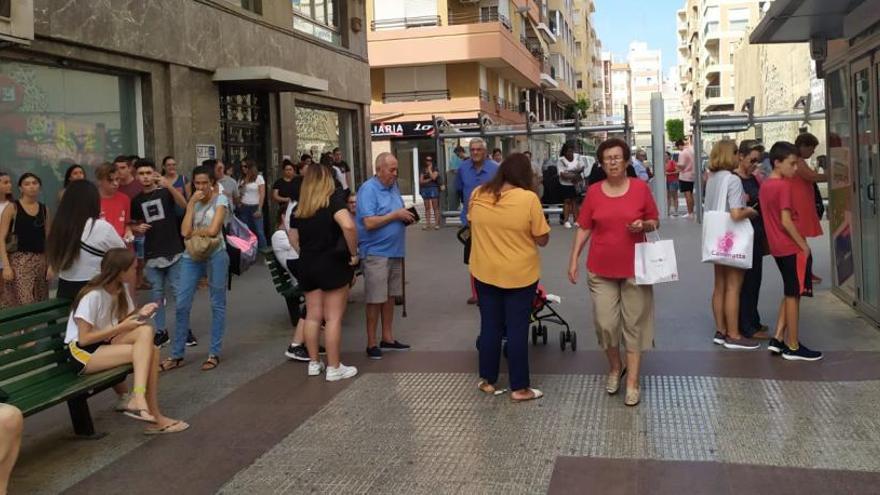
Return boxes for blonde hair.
[295,164,335,219]
[708,139,738,172]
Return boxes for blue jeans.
[144,259,183,334]
[173,249,229,358]
[236,204,267,249]
[475,278,537,391]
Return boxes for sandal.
[201,355,219,371]
[144,420,190,435]
[122,408,156,423]
[159,358,184,372]
[510,388,544,403]
[477,380,496,394]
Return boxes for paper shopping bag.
[634,233,679,285]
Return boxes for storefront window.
[826,67,855,297]
[295,105,359,183]
[292,0,340,45]
[0,61,139,204]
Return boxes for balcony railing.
[371,15,441,31]
[495,96,519,113]
[479,89,491,102]
[448,11,512,31]
[706,86,721,98]
[382,89,450,103]
[524,38,544,59]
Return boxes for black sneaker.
[380,340,411,351]
[767,338,786,355]
[154,330,169,347]
[367,346,383,360]
[782,343,823,361]
[712,331,725,345]
[186,331,198,347]
[285,344,309,362]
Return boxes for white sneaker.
[564,221,573,229]
[308,360,325,377]
[325,363,358,382]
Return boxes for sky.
[594,0,682,76]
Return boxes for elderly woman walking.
[469,153,550,402]
[568,138,659,407]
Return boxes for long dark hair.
[71,248,135,320]
[0,172,12,201]
[63,164,86,187]
[47,180,102,272]
[478,153,535,204]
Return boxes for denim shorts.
[134,236,145,259]
[420,187,439,200]
[666,181,680,192]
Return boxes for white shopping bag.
[634,231,679,285]
[701,174,754,270]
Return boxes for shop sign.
[371,119,478,139]
[196,144,216,164]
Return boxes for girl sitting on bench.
[65,248,188,434]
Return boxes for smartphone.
[407,206,421,224]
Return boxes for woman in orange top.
[791,133,824,282]
[469,153,550,402]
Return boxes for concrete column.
[650,92,667,217]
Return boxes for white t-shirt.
[270,228,299,278]
[558,154,586,186]
[65,287,135,343]
[240,174,265,206]
[60,218,126,282]
[333,166,349,190]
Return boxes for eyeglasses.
[604,156,625,163]
[469,148,482,153]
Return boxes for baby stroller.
[531,284,576,351]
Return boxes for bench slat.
[0,338,65,367]
[6,365,131,416]
[0,350,68,382]
[0,299,70,325]
[0,309,69,337]
[1,364,76,395]
[0,323,66,351]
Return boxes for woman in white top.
[557,142,586,229]
[66,248,188,434]
[704,140,759,350]
[237,158,267,248]
[47,181,126,300]
[0,172,12,309]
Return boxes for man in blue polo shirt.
[356,152,416,360]
[454,137,499,304]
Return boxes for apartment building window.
[373,0,439,30]
[0,0,10,17]
[292,0,340,45]
[728,8,749,32]
[384,65,448,102]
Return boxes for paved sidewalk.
[11,218,880,494]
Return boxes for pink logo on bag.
[716,231,734,255]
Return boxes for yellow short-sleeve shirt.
[468,187,551,289]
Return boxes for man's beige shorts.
[363,256,403,304]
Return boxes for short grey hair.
[375,152,395,170]
[468,138,487,150]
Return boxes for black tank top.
[13,201,46,254]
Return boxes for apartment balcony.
[546,79,576,105]
[540,58,559,89]
[703,85,734,112]
[368,15,542,88]
[371,15,441,31]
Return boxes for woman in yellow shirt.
[469,153,551,402]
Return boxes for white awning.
[212,66,328,92]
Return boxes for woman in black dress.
[289,164,359,382]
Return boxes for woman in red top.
[665,151,680,216]
[567,138,659,407]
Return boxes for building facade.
[0,0,372,205]
[677,0,766,123]
[609,59,632,125]
[627,41,662,150]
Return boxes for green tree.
[666,118,685,143]
[565,98,591,119]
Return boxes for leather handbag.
[184,198,220,261]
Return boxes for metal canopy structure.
[430,107,633,220]
[690,94,826,223]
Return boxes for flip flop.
[477,380,496,394]
[510,388,544,403]
[122,408,156,423]
[159,358,184,372]
[144,420,190,435]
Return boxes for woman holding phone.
[66,248,188,434]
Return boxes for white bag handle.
[713,173,731,212]
[645,230,661,243]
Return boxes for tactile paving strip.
[219,373,880,494]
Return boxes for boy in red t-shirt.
[759,141,821,361]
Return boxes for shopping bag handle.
[645,230,661,243]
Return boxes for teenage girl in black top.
[0,173,51,307]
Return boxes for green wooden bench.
[0,298,132,437]
[260,248,305,325]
